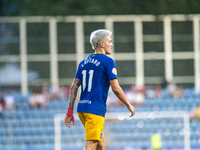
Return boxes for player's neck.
[94,52,103,55]
[94,49,105,55]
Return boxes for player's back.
[75,53,117,117]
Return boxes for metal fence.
[0,15,200,95]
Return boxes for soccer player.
[64,29,135,150]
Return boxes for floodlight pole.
[193,16,200,93]
[75,17,84,69]
[164,16,173,83]
[20,18,28,95]
[135,18,144,88]
[49,18,59,86]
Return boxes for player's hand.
[64,108,75,128]
[127,105,135,117]
[64,115,74,128]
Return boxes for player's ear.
[100,42,104,48]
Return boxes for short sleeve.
[75,62,82,80]
[106,58,118,80]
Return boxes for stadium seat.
[1,89,199,149]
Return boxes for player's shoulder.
[100,54,114,61]
[99,55,115,67]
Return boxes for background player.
[64,29,135,150]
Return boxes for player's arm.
[109,79,135,117]
[64,78,81,128]
[68,78,81,108]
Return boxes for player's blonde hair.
[90,29,112,50]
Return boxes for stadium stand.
[0,88,200,150]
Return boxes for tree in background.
[1,0,200,16]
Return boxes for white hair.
[90,29,112,50]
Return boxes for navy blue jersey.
[75,53,117,117]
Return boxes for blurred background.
[0,0,200,150]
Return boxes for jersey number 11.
[82,70,94,92]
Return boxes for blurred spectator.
[146,84,162,99]
[194,105,200,120]
[135,93,145,106]
[59,85,67,100]
[125,86,136,105]
[162,79,168,88]
[0,95,6,118]
[42,82,50,101]
[190,105,200,121]
[66,85,71,99]
[166,80,177,97]
[151,133,162,150]
[135,85,145,106]
[166,81,184,99]
[125,84,145,106]
[4,92,15,110]
[173,85,184,99]
[154,84,162,98]
[50,83,60,100]
[145,85,155,99]
[29,86,46,109]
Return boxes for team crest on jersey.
[112,68,117,75]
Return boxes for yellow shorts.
[78,112,104,142]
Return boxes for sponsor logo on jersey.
[79,99,91,104]
[112,68,117,75]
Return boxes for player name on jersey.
[81,58,100,67]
